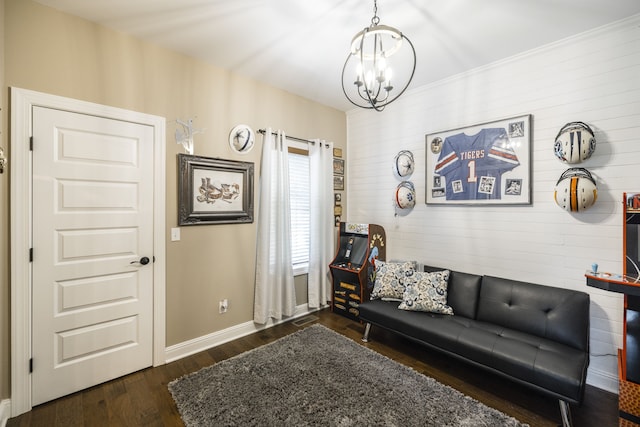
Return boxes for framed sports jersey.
[425,114,532,205]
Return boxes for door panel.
[56,272,139,312]
[57,180,138,210]
[32,106,154,405]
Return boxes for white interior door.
[31,106,154,405]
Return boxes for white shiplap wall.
[345,14,640,393]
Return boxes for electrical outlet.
[219,299,228,314]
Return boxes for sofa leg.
[362,323,371,343]
[559,400,572,427]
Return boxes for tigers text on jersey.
[434,128,520,200]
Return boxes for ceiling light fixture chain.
[341,0,416,112]
[371,0,380,26]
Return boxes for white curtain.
[308,139,335,308]
[254,129,297,324]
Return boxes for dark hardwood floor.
[8,308,618,426]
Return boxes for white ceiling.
[33,0,640,112]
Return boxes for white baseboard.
[0,399,11,427]
[586,367,618,394]
[165,304,321,363]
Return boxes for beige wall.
[1,0,346,400]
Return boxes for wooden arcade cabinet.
[329,222,386,321]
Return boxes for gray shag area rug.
[169,324,528,427]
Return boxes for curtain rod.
[258,128,315,145]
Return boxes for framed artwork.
[333,158,345,175]
[628,193,640,213]
[425,114,532,205]
[334,175,344,190]
[178,154,254,225]
[333,148,343,158]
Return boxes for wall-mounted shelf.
[585,271,640,296]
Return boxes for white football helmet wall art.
[394,150,415,177]
[553,121,596,164]
[393,150,416,217]
[229,124,255,154]
[554,168,598,212]
[395,181,416,210]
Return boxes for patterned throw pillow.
[370,260,415,301]
[398,270,453,315]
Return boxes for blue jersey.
[434,128,519,200]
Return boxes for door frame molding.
[10,87,167,416]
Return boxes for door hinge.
[29,358,33,373]
[30,136,33,151]
[29,248,33,262]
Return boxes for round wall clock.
[394,150,415,177]
[395,181,416,209]
[229,124,255,154]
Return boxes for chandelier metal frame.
[341,0,416,111]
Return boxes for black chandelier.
[341,0,416,112]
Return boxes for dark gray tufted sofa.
[358,266,590,427]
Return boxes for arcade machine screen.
[333,234,369,269]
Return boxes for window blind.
[288,151,310,270]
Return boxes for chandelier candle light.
[342,0,416,111]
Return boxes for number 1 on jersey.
[467,160,477,183]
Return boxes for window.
[288,149,310,275]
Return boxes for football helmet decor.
[229,124,255,154]
[554,168,598,212]
[394,150,415,177]
[395,181,416,209]
[554,121,596,164]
